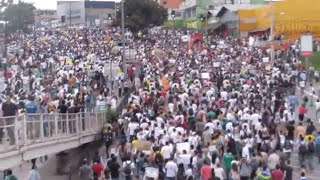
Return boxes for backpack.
[104,133,113,145]
[240,163,252,177]
[299,143,307,154]
[86,94,91,103]
[123,161,132,175]
[249,158,259,172]
[308,142,315,153]
[261,141,270,153]
[196,158,204,171]
[203,155,211,165]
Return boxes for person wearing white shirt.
[139,121,148,130]
[242,140,252,161]
[220,90,228,101]
[176,126,185,135]
[188,132,200,147]
[165,159,178,179]
[168,102,174,113]
[161,142,173,160]
[204,121,215,134]
[110,97,117,110]
[28,166,40,180]
[128,121,139,137]
[251,112,261,127]
[226,121,234,133]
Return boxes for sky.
[19,0,121,10]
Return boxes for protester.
[2,27,319,180]
[79,159,93,180]
[4,169,17,180]
[27,165,41,180]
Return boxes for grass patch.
[300,52,320,70]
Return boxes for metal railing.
[0,112,106,153]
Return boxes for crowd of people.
[0,27,139,145]
[76,28,320,180]
[1,26,320,180]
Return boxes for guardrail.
[0,112,106,153]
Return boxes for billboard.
[300,35,313,56]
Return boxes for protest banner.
[135,140,152,151]
[201,73,210,79]
[145,167,159,178]
[177,154,192,165]
[176,142,190,154]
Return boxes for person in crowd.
[2,27,319,180]
[1,96,17,145]
[4,169,17,180]
[79,159,93,180]
[165,157,178,180]
[27,165,41,180]
[108,155,120,180]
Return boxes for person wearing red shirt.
[92,160,104,178]
[271,165,284,180]
[298,104,307,121]
[200,162,212,180]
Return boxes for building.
[159,0,182,9]
[56,0,116,27]
[179,0,214,29]
[158,0,184,20]
[208,4,263,36]
[177,0,265,30]
[34,9,57,28]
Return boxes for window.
[163,1,167,5]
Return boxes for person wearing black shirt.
[306,121,316,135]
[1,97,17,145]
[57,100,68,133]
[286,122,295,141]
[280,160,293,180]
[108,156,120,180]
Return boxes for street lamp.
[120,0,126,78]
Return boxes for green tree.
[3,1,35,33]
[114,0,167,32]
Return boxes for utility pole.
[121,0,126,78]
[69,2,72,27]
[270,1,275,63]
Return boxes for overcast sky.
[20,0,120,10]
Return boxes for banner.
[135,140,152,151]
[176,142,190,154]
[239,0,320,40]
[145,167,159,178]
[177,154,192,165]
[161,75,170,91]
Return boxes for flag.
[161,75,170,91]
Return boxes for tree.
[114,0,167,32]
[3,1,35,33]
[0,0,13,8]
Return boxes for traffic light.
[61,15,66,23]
[107,14,112,20]
[171,10,175,19]
[199,14,205,22]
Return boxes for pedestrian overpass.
[0,112,106,170]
